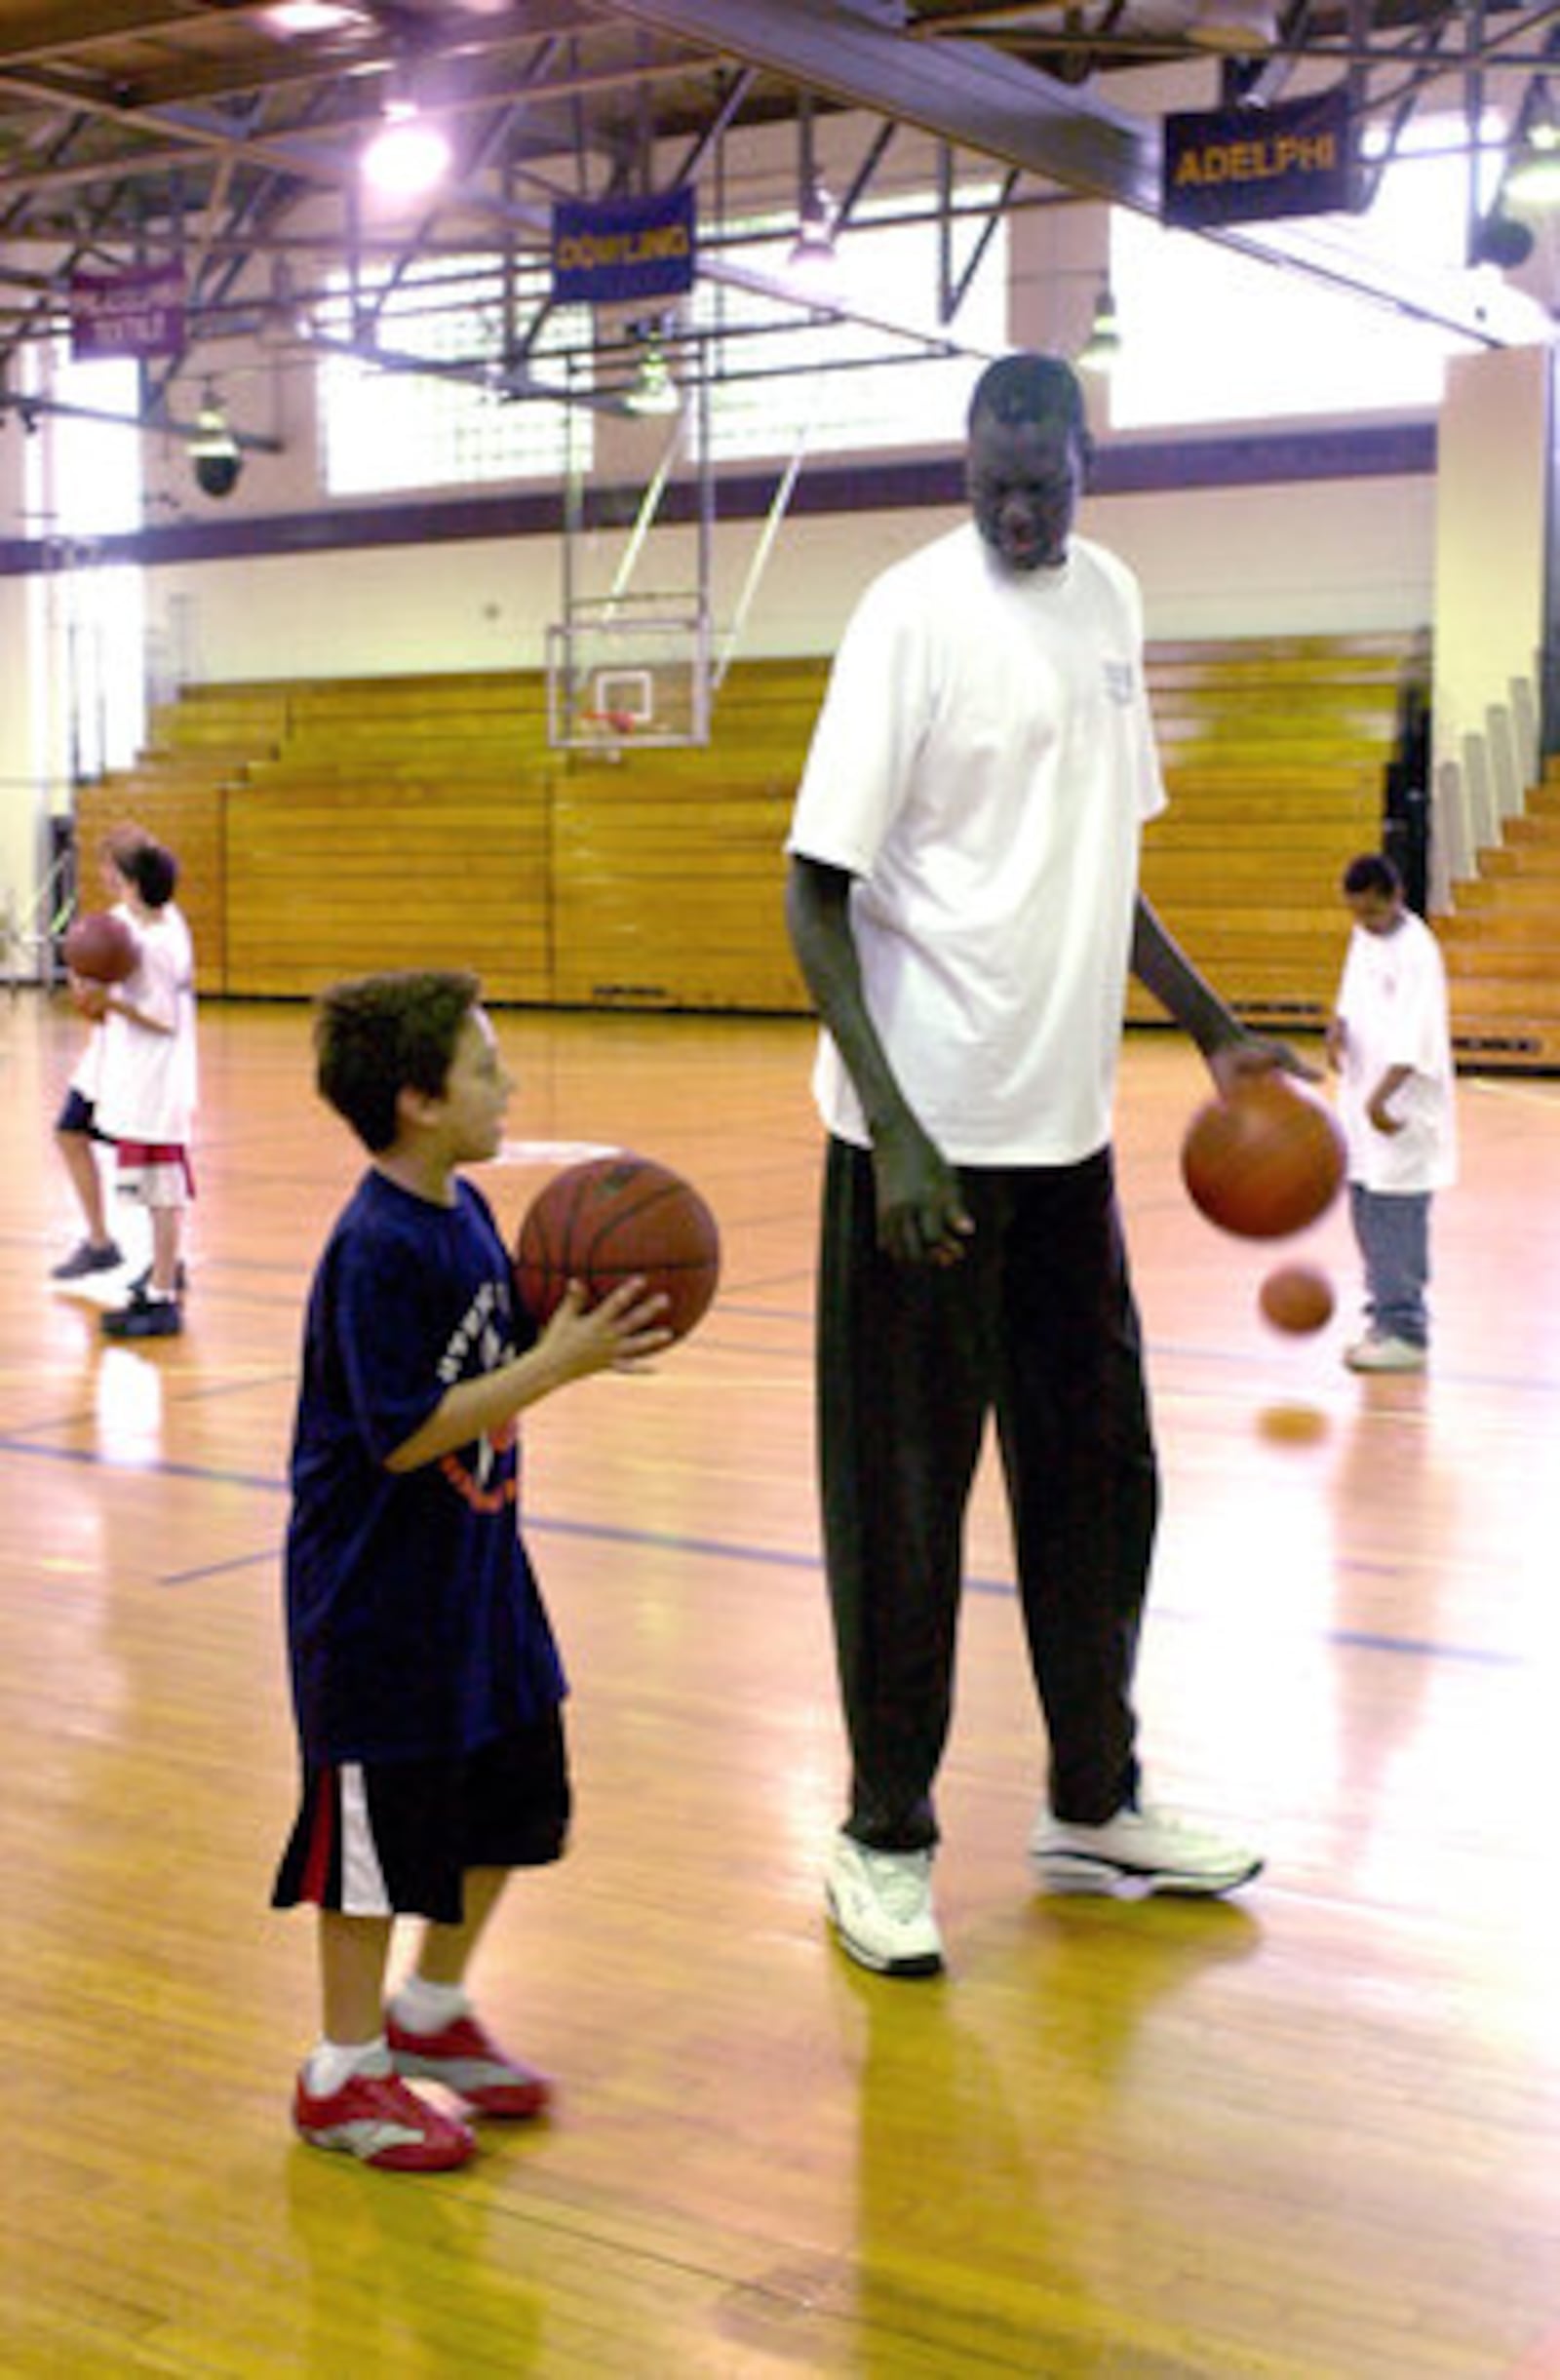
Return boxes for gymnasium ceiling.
[0,0,1556,416]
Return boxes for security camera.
[189,395,243,499]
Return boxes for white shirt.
[97,903,198,1146]
[787,522,1165,1165]
[1335,911,1457,1193]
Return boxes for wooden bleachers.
[61,638,1426,1024]
[552,657,825,1012]
[1132,633,1416,1030]
[1438,758,1560,1069]
[223,673,555,1002]
[70,683,291,989]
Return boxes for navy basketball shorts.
[56,1086,110,1143]
[272,1708,571,1926]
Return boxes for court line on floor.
[0,1430,1529,1672]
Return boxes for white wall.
[136,465,1435,690]
[1432,345,1551,860]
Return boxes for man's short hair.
[1342,851,1402,900]
[315,969,481,1153]
[123,839,178,909]
[968,352,1090,447]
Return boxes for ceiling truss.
[0,0,1552,436]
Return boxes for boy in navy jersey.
[273,970,668,2172]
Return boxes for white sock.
[389,1974,470,2036]
[306,2035,391,2094]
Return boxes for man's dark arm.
[784,855,972,1264]
[1131,893,1315,1087]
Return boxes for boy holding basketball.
[273,969,668,2173]
[50,823,151,1282]
[91,836,199,1339]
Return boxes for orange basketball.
[62,909,137,984]
[1259,1263,1336,1335]
[1181,1074,1346,1241]
[514,1152,721,1345]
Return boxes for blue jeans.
[1349,1184,1432,1347]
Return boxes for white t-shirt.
[97,903,198,1146]
[787,521,1165,1165]
[1334,911,1457,1193]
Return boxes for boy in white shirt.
[83,839,199,1340]
[52,825,151,1281]
[1327,851,1457,1374]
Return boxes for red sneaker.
[385,2010,553,2119]
[292,2067,476,2171]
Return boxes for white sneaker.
[1345,1334,1426,1374]
[1030,1804,1263,1897]
[825,1833,944,1976]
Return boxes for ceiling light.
[190,384,242,499]
[1076,286,1121,375]
[787,181,838,278]
[363,100,452,201]
[1505,121,1560,207]
[263,3,365,34]
[625,338,680,417]
[1189,0,1281,55]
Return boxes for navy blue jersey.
[285,1169,566,1762]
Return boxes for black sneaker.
[52,1238,124,1280]
[101,1291,182,1341]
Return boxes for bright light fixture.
[1077,285,1121,374]
[787,182,838,281]
[363,101,453,201]
[625,338,680,416]
[1506,121,1560,207]
[263,3,365,34]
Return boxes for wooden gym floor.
[3,990,1560,2378]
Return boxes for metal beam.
[595,0,1552,349]
[588,0,1161,208]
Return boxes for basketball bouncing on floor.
[1180,1073,1346,1337]
[514,1153,721,1345]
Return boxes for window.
[316,256,593,495]
[688,187,1008,460]
[1108,114,1503,430]
[28,351,145,777]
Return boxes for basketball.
[1180,1073,1346,1240]
[515,1152,721,1345]
[62,910,137,985]
[1259,1263,1336,1335]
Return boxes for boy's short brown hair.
[314,969,481,1152]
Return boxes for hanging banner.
[1162,89,1356,229]
[69,261,186,361]
[550,187,696,305]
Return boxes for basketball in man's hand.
[1258,1262,1336,1335]
[514,1153,721,1344]
[62,910,137,984]
[1180,1073,1346,1240]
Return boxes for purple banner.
[551,188,696,305]
[69,262,186,362]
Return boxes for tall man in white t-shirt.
[785,352,1286,1978]
[1327,850,1456,1375]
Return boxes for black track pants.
[817,1137,1159,1850]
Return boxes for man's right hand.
[872,1114,974,1267]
